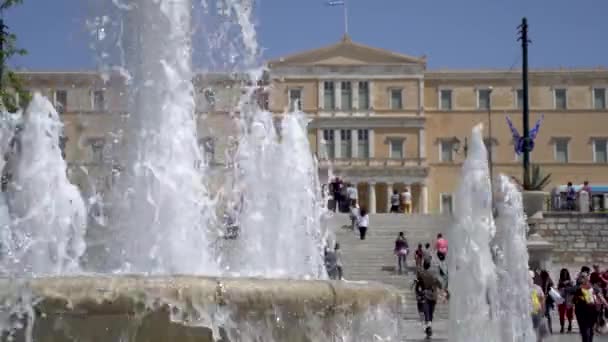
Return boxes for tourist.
[357,208,369,240]
[581,180,592,194]
[530,270,549,342]
[540,270,555,334]
[394,232,409,274]
[401,188,412,214]
[558,268,575,333]
[566,182,576,211]
[590,265,607,289]
[324,246,338,279]
[416,259,443,338]
[335,243,343,280]
[415,243,424,269]
[349,199,360,231]
[435,233,448,261]
[423,243,433,265]
[346,183,358,207]
[574,272,601,342]
[389,190,400,213]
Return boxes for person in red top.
[435,233,448,261]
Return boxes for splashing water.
[449,124,536,342]
[2,94,86,276]
[493,175,536,342]
[104,0,219,274]
[229,110,327,279]
[448,124,499,341]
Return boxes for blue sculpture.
[506,114,544,155]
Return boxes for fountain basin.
[1,276,402,341]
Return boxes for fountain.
[0,0,402,341]
[448,124,536,342]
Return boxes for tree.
[1,0,29,113]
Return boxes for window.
[477,89,491,110]
[323,129,335,159]
[54,90,68,113]
[389,138,404,159]
[204,89,216,109]
[440,193,453,215]
[594,88,606,110]
[516,89,524,109]
[88,138,105,164]
[358,81,370,110]
[390,88,403,110]
[92,90,105,111]
[357,129,369,158]
[440,89,452,110]
[288,88,302,111]
[341,81,352,111]
[593,139,608,163]
[323,81,335,110]
[340,129,351,158]
[440,140,454,162]
[554,138,569,163]
[59,135,68,160]
[554,88,567,109]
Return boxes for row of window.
[19,89,107,113]
[322,129,371,159]
[289,81,375,112]
[438,87,608,111]
[439,138,608,163]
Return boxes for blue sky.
[5,0,608,70]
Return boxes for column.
[334,128,341,159]
[386,183,394,212]
[421,184,429,214]
[318,80,324,110]
[369,81,374,110]
[418,78,424,115]
[368,129,375,158]
[368,182,377,214]
[352,81,359,111]
[351,129,359,159]
[317,128,325,160]
[418,128,426,161]
[335,81,342,111]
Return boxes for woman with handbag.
[540,270,555,334]
[558,268,576,333]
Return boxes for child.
[335,243,343,280]
[349,200,360,231]
[357,208,369,240]
[415,243,424,269]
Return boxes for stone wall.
[532,212,608,265]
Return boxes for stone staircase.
[329,213,452,320]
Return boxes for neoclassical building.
[12,35,608,214]
[267,35,608,214]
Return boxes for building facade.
[267,36,608,214]
[12,35,608,213]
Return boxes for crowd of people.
[327,177,414,215]
[531,265,608,342]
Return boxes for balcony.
[318,158,427,168]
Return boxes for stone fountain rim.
[0,275,402,316]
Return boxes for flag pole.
[344,0,348,35]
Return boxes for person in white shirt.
[346,183,358,207]
[401,188,413,214]
[349,200,360,230]
[357,208,369,240]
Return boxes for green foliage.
[513,164,552,191]
[1,0,29,112]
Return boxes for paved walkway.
[401,319,608,341]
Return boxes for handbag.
[549,287,564,305]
